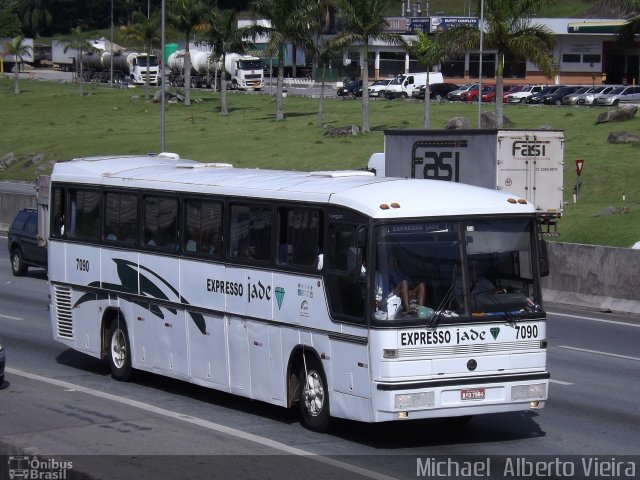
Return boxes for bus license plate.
[461,388,485,400]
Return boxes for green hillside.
[0,77,638,248]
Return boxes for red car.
[501,85,525,102]
[460,84,494,102]
[482,84,522,102]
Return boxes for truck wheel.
[401,92,408,99]
[299,355,330,432]
[379,91,386,99]
[11,248,28,276]
[107,319,132,381]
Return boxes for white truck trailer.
[368,129,565,228]
[167,49,215,88]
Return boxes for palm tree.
[251,0,315,121]
[0,0,22,37]
[205,9,252,116]
[167,0,209,106]
[122,11,161,99]
[4,35,32,94]
[61,26,91,97]
[313,36,344,127]
[331,0,405,134]
[19,0,52,37]
[409,31,450,129]
[440,0,556,128]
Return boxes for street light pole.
[110,0,114,87]
[477,0,484,128]
[161,0,166,152]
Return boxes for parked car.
[7,208,47,276]
[577,85,618,105]
[0,338,4,386]
[337,80,363,97]
[525,85,566,104]
[368,79,393,98]
[595,85,640,106]
[505,84,545,103]
[542,86,583,105]
[416,82,459,100]
[459,84,494,102]
[447,83,476,101]
[500,85,525,102]
[561,86,592,105]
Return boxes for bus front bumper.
[373,372,549,422]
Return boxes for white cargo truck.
[368,129,565,222]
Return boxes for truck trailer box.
[370,129,564,217]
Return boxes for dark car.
[8,208,47,276]
[417,82,459,100]
[337,80,363,98]
[525,85,566,104]
[542,86,582,105]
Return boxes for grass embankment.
[1,77,638,247]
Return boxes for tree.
[61,26,91,97]
[0,0,22,37]
[167,0,209,106]
[205,8,252,116]
[313,36,344,127]
[251,0,315,121]
[18,0,52,37]
[331,0,405,134]
[440,0,556,128]
[4,35,31,94]
[408,31,449,129]
[122,11,160,98]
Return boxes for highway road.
[0,236,639,479]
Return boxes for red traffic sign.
[575,159,585,177]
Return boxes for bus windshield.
[373,218,542,324]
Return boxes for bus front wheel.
[299,355,330,432]
[107,319,132,381]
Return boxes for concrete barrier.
[0,182,37,232]
[542,241,640,314]
[1,185,638,314]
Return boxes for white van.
[383,72,443,99]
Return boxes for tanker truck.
[79,39,159,85]
[219,53,263,91]
[167,49,215,88]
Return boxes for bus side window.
[104,192,138,246]
[229,203,272,262]
[277,207,322,268]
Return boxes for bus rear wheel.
[299,355,330,432]
[107,319,132,381]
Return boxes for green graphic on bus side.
[74,258,206,335]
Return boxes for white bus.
[48,153,549,432]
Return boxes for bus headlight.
[395,392,434,409]
[511,383,547,401]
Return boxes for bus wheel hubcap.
[303,371,324,416]
[111,330,126,368]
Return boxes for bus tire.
[107,319,132,381]
[299,355,330,432]
[11,248,28,276]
